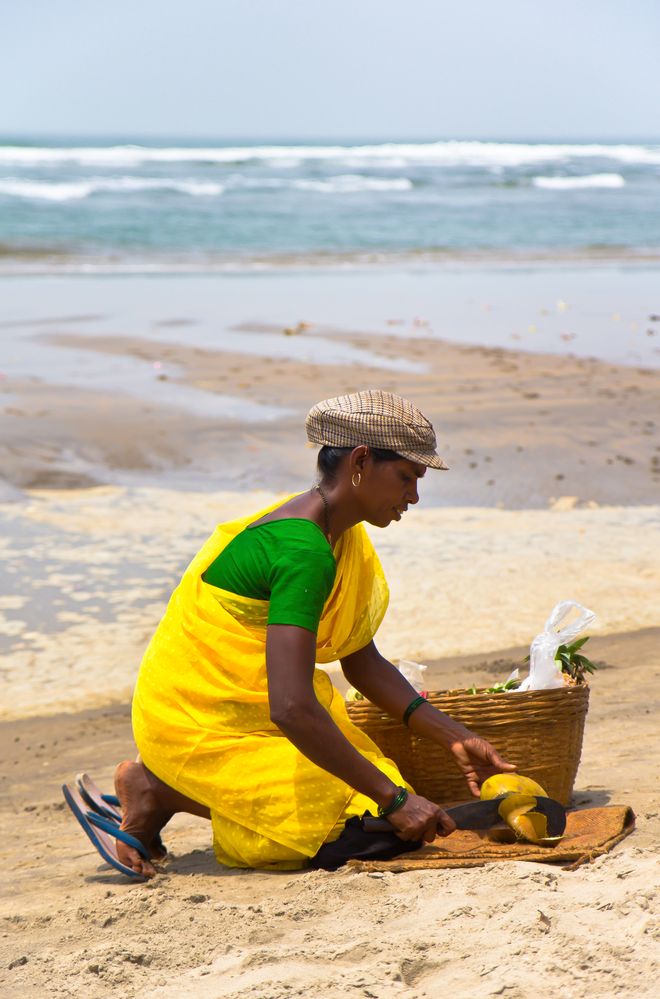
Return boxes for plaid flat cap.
[305,389,449,470]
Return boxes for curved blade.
[362,794,566,835]
[501,794,567,839]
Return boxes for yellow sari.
[132,496,408,869]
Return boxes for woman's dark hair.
[317,445,403,482]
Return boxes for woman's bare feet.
[113,761,211,879]
[114,761,170,877]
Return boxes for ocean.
[1,137,660,269]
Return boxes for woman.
[65,389,514,879]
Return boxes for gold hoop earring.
[352,472,361,487]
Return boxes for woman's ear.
[352,445,369,472]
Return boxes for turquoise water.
[1,137,660,268]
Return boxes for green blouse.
[202,519,337,634]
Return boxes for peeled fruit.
[496,792,538,823]
[480,773,547,801]
[481,775,565,846]
[496,792,563,845]
[512,812,558,845]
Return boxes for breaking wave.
[1,140,660,168]
[0,173,412,201]
[533,173,626,190]
[0,176,223,201]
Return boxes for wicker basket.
[346,683,589,806]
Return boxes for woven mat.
[347,805,635,873]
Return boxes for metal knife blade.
[362,794,566,836]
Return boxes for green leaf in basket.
[554,637,598,683]
[567,636,590,653]
[520,635,598,684]
[474,678,523,694]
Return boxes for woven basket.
[346,683,589,806]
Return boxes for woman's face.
[359,456,426,528]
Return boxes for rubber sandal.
[74,772,168,858]
[76,773,122,822]
[61,783,151,881]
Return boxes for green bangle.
[402,694,427,727]
[377,786,409,818]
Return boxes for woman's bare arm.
[266,624,399,808]
[341,641,515,797]
[267,624,451,841]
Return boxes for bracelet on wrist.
[402,694,427,727]
[377,785,409,818]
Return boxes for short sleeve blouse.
[202,519,337,634]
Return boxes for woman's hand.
[444,726,517,798]
[385,793,456,842]
[339,642,516,803]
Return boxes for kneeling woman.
[66,390,514,878]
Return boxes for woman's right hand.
[384,792,456,843]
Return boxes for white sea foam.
[0,173,410,201]
[2,141,660,168]
[263,157,303,169]
[291,175,413,193]
[217,174,413,193]
[533,173,626,190]
[339,156,410,170]
[0,176,223,201]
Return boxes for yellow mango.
[480,773,547,800]
[496,792,538,823]
[497,791,563,845]
[512,812,561,844]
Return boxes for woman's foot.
[114,761,173,878]
[114,760,211,879]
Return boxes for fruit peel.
[481,775,565,846]
[480,773,547,801]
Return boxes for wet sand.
[2,326,660,506]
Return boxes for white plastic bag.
[517,600,596,692]
[397,659,428,694]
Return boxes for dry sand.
[1,315,659,997]
[1,629,658,998]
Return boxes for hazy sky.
[2,0,659,140]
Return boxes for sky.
[2,0,659,141]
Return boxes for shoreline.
[3,247,660,274]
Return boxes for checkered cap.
[305,389,449,470]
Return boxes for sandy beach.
[2,629,658,998]
[1,273,659,997]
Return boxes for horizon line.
[1,131,660,146]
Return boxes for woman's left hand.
[445,726,517,798]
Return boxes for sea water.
[1,138,659,384]
[1,137,660,267]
